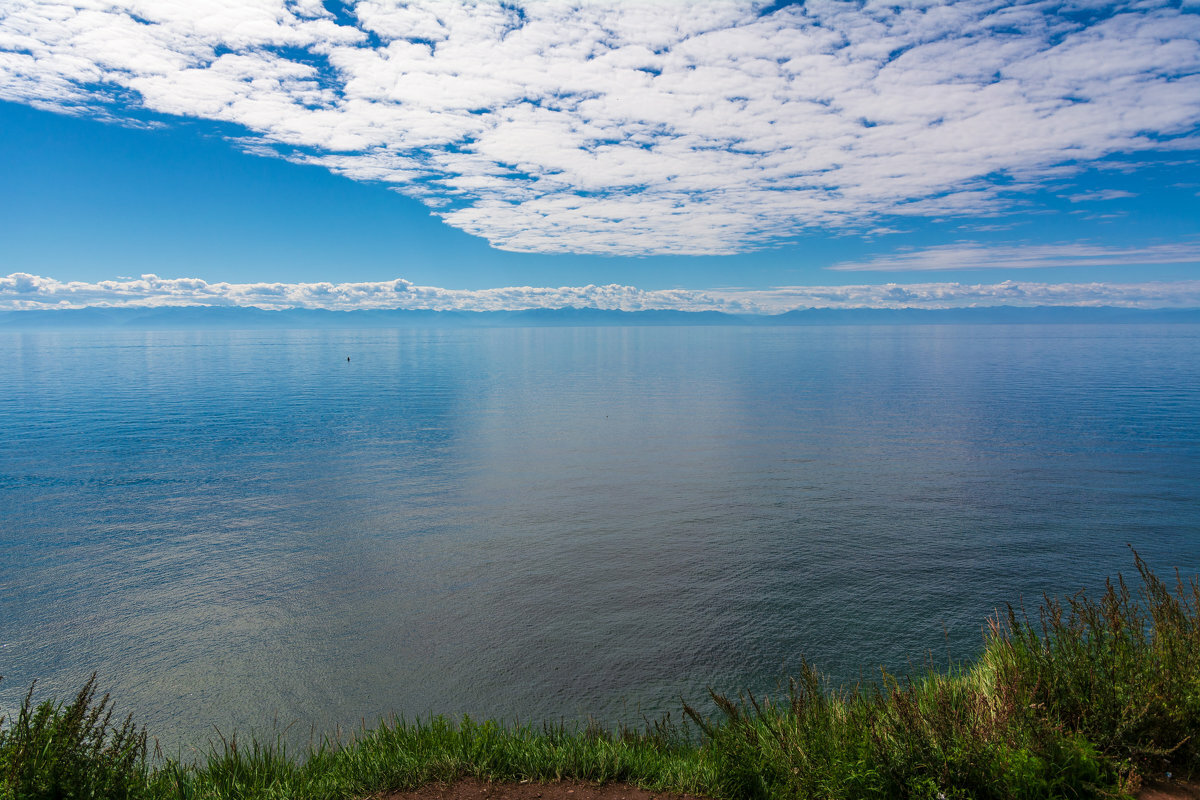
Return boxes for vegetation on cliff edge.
[3,552,1196,800]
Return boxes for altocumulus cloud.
[2,0,1199,255]
[4,272,1200,312]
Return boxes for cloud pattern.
[4,271,1199,313]
[2,0,1199,255]
[828,241,1200,271]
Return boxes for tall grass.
[986,552,1200,784]
[0,673,149,800]
[3,553,1197,799]
[683,550,1195,799]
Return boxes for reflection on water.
[2,325,1198,748]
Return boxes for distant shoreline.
[3,304,1200,330]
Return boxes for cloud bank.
[2,1,1199,255]
[4,272,1199,313]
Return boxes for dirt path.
[1139,777,1200,800]
[374,778,704,800]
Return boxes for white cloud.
[828,242,1200,271]
[4,272,1200,313]
[1065,189,1138,202]
[2,1,1199,254]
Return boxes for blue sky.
[2,0,1199,312]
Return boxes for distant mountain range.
[2,305,1199,329]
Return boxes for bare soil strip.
[375,778,706,800]
[1139,777,1200,800]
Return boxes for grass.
[3,552,1197,800]
[0,675,149,800]
[150,714,713,800]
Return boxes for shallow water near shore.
[2,324,1199,750]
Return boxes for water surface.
[2,324,1198,748]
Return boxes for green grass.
[0,675,149,800]
[3,552,1197,800]
[150,714,713,800]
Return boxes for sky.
[2,0,1200,312]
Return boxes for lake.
[2,324,1198,750]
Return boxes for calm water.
[2,324,1199,749]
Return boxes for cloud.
[4,272,1199,313]
[828,242,1200,271]
[2,1,1199,255]
[1065,189,1138,202]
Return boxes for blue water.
[2,324,1198,749]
